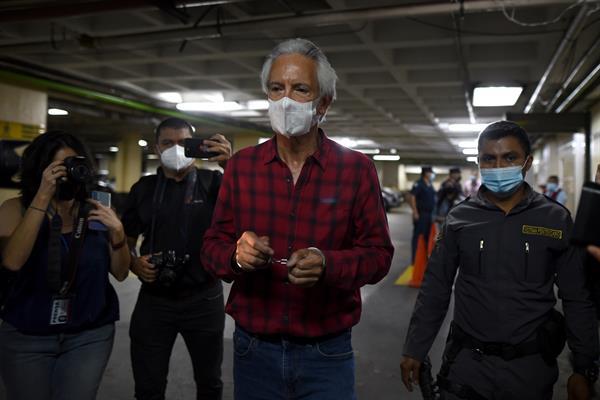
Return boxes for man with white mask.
[401,121,598,400]
[202,38,393,400]
[122,117,231,400]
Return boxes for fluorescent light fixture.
[448,123,488,133]
[356,148,380,154]
[462,148,478,155]
[473,86,523,107]
[458,140,478,148]
[373,155,400,161]
[109,146,119,153]
[231,110,262,117]
[138,139,148,147]
[466,156,478,163]
[156,92,182,103]
[147,154,159,160]
[176,102,243,112]
[48,108,68,116]
[247,100,269,110]
[390,148,398,154]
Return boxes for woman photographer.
[0,131,129,400]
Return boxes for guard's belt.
[452,324,540,361]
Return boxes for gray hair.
[260,38,337,101]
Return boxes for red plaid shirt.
[202,131,394,337]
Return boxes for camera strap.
[148,169,168,255]
[149,168,209,256]
[47,201,90,296]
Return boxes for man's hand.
[131,255,157,283]
[400,356,422,392]
[235,231,273,272]
[287,248,325,287]
[567,373,591,400]
[205,134,232,169]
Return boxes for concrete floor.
[1,205,598,399]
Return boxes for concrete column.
[233,132,269,153]
[0,83,47,204]
[113,133,142,193]
[380,161,400,188]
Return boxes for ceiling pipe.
[0,0,249,22]
[0,69,269,134]
[555,62,600,112]
[0,0,578,54]
[545,33,600,111]
[524,2,589,113]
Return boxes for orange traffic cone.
[409,235,428,288]
[427,223,438,256]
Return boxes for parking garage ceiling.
[0,0,599,164]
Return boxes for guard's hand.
[587,245,600,263]
[287,248,325,287]
[413,211,420,222]
[567,373,591,400]
[400,356,421,392]
[235,231,273,272]
[205,134,232,168]
[131,254,157,283]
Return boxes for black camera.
[148,250,190,288]
[63,156,92,184]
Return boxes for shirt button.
[288,246,292,251]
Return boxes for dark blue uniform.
[404,184,599,399]
[410,178,436,262]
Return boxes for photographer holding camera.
[122,117,231,400]
[0,131,130,400]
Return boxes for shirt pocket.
[522,240,552,283]
[457,230,486,277]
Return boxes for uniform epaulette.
[542,193,571,215]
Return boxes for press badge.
[50,297,71,325]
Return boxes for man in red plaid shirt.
[202,38,394,400]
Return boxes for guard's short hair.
[155,117,194,141]
[477,120,531,156]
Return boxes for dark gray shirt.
[404,183,599,368]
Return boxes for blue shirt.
[411,178,436,212]
[1,219,119,335]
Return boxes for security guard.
[401,121,599,400]
[409,166,436,262]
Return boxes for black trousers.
[129,283,225,400]
[440,343,557,400]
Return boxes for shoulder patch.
[522,225,563,240]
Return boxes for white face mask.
[160,144,194,171]
[268,97,321,138]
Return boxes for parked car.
[381,187,403,211]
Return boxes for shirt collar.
[473,182,536,212]
[261,129,330,171]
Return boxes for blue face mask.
[546,182,558,192]
[480,163,526,197]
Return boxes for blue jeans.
[233,326,356,400]
[0,321,115,400]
